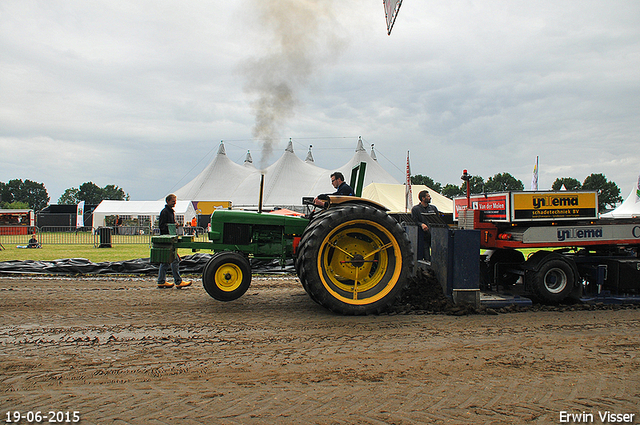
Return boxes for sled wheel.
[298,204,414,315]
[202,252,251,301]
[531,257,575,303]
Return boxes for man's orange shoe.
[175,280,192,289]
[157,282,175,289]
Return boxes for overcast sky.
[1,0,639,203]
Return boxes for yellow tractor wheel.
[297,204,414,315]
[203,251,251,301]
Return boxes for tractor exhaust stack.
[258,173,265,213]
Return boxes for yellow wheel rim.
[317,219,402,305]
[214,263,244,292]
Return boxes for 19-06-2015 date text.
[5,411,80,423]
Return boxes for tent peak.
[285,139,294,153]
[356,136,365,152]
[217,141,226,155]
[600,173,640,218]
[244,150,253,164]
[370,144,377,161]
[305,145,314,163]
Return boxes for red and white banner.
[405,151,412,212]
[454,194,508,221]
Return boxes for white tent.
[234,141,327,208]
[337,137,400,187]
[92,200,197,228]
[174,142,256,201]
[362,183,454,214]
[600,175,640,218]
[171,138,403,209]
[307,137,401,199]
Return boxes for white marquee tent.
[172,138,401,209]
[174,143,257,202]
[600,174,640,219]
[337,138,400,189]
[233,141,328,207]
[92,200,197,228]
[86,139,457,226]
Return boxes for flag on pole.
[76,201,85,228]
[405,151,413,212]
[531,156,539,191]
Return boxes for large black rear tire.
[295,209,332,304]
[202,251,251,301]
[297,204,414,315]
[530,255,575,303]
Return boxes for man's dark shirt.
[159,204,176,235]
[332,182,354,196]
[411,203,439,240]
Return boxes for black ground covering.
[0,253,295,276]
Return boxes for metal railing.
[0,226,208,246]
[0,226,38,247]
[39,227,96,245]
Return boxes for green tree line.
[0,179,49,211]
[58,182,129,205]
[1,180,129,211]
[411,172,622,212]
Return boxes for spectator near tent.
[113,215,123,235]
[27,234,41,248]
[16,232,41,249]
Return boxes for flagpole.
[405,151,412,212]
[531,156,539,191]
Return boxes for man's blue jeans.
[158,258,182,284]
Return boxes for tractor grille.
[223,223,252,245]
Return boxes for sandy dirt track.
[1,276,639,425]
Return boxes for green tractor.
[151,181,414,315]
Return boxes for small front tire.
[202,252,251,301]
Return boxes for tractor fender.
[326,196,389,211]
[308,196,390,225]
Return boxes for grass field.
[0,244,202,263]
[0,243,543,264]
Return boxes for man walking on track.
[157,194,192,289]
